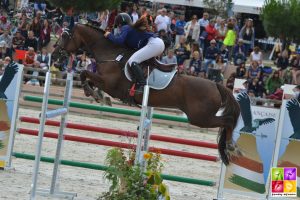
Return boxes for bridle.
[54,28,73,59]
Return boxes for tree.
[261,0,300,48]
[202,0,233,18]
[47,0,123,13]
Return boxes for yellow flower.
[143,153,152,160]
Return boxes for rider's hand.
[104,32,111,38]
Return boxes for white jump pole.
[135,68,154,169]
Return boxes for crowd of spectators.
[0,0,299,96]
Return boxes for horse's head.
[52,27,82,64]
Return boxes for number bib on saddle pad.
[124,64,177,90]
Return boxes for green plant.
[46,0,122,13]
[0,141,3,150]
[261,0,300,48]
[98,148,170,200]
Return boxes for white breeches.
[128,37,165,66]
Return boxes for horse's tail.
[216,83,240,165]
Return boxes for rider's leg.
[128,37,165,89]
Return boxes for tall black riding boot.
[131,62,146,91]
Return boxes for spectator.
[223,22,236,61]
[226,72,236,90]
[188,51,203,76]
[75,53,91,73]
[99,10,109,31]
[276,49,289,78]
[250,46,263,67]
[158,29,171,50]
[0,57,11,80]
[18,14,29,38]
[175,15,186,46]
[220,44,229,66]
[34,0,47,14]
[204,39,219,74]
[248,78,265,97]
[2,0,9,12]
[233,39,247,66]
[265,70,284,95]
[0,16,10,34]
[184,15,200,46]
[0,41,7,58]
[128,3,139,24]
[30,16,42,38]
[290,49,300,85]
[208,55,224,83]
[198,12,209,36]
[247,61,261,81]
[39,19,51,49]
[174,36,190,70]
[216,19,226,49]
[190,42,203,60]
[35,47,49,69]
[154,8,170,32]
[24,47,36,67]
[106,9,118,32]
[24,31,38,51]
[239,18,255,56]
[293,85,300,101]
[204,19,217,51]
[12,30,25,50]
[161,49,177,64]
[236,63,247,78]
[0,29,12,57]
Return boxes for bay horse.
[52,24,241,165]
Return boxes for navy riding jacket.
[108,25,155,50]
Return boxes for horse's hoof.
[104,97,112,106]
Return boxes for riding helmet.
[114,13,132,28]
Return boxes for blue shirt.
[175,20,186,35]
[108,25,155,50]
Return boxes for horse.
[51,24,241,165]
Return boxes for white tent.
[148,0,265,15]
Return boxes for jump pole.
[135,70,154,169]
[30,69,76,200]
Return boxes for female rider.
[104,13,165,91]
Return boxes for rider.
[104,13,165,91]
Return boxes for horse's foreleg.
[80,70,106,104]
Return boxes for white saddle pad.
[124,64,177,90]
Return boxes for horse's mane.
[80,21,105,34]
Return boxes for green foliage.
[0,141,3,150]
[202,0,233,18]
[46,0,122,12]
[261,0,300,42]
[98,148,170,200]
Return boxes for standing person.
[223,22,236,62]
[184,15,200,46]
[198,12,209,36]
[104,14,165,91]
[204,19,217,54]
[39,19,51,49]
[128,3,140,24]
[239,18,255,56]
[216,19,226,50]
[154,8,170,32]
[175,15,186,46]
